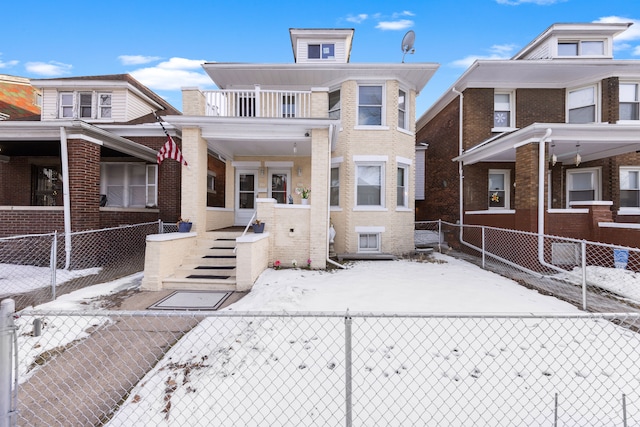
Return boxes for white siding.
[40,88,59,121]
[126,90,155,121]
[521,42,551,60]
[108,89,127,122]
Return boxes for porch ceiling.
[166,116,340,159]
[455,123,640,165]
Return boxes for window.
[356,164,384,206]
[100,163,158,208]
[568,86,597,124]
[308,43,335,59]
[79,93,92,118]
[558,40,604,57]
[398,89,408,130]
[60,93,74,118]
[330,166,340,206]
[566,168,601,207]
[620,167,640,208]
[488,170,510,209]
[207,172,216,194]
[31,165,60,206]
[269,171,290,204]
[329,90,341,119]
[620,83,639,121]
[99,93,112,119]
[358,233,380,253]
[358,85,383,126]
[397,164,409,208]
[494,92,513,128]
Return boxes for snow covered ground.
[11,252,640,425]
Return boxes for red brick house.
[416,22,640,248]
[0,74,196,238]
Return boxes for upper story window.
[493,92,514,129]
[398,89,408,130]
[567,86,597,124]
[558,40,604,57]
[58,91,112,119]
[330,166,340,206]
[329,90,341,119]
[358,84,384,126]
[620,83,639,121]
[397,164,409,208]
[308,43,335,59]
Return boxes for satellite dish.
[401,30,416,63]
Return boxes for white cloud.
[346,14,368,24]
[25,61,72,76]
[594,16,640,41]
[156,57,207,70]
[450,44,518,68]
[634,46,640,56]
[0,54,18,69]
[496,0,564,4]
[130,67,211,91]
[376,19,414,31]
[393,11,415,18]
[118,55,162,65]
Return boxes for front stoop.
[162,231,242,291]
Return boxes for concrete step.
[162,277,237,292]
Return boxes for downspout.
[537,128,553,266]
[60,127,72,269]
[451,87,464,242]
[326,124,345,269]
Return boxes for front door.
[235,170,257,225]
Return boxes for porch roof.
[165,115,340,159]
[453,123,640,165]
[0,120,159,162]
[201,63,439,94]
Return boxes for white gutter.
[59,127,72,269]
[326,123,345,269]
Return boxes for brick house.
[0,74,191,238]
[142,28,438,291]
[416,22,640,248]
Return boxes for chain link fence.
[0,222,164,311]
[416,220,640,313]
[2,309,640,426]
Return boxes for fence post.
[437,220,442,253]
[581,240,587,311]
[481,226,486,269]
[158,219,163,234]
[0,299,16,427]
[345,311,352,427]
[623,393,627,427]
[50,232,57,302]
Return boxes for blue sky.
[2,0,639,115]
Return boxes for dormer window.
[58,91,113,119]
[308,43,335,59]
[558,40,604,57]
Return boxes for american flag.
[155,113,188,166]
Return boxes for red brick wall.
[67,139,101,231]
[0,210,65,237]
[515,88,565,126]
[207,154,226,208]
[602,77,619,124]
[463,88,493,150]
[415,99,460,222]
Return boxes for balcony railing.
[203,88,312,118]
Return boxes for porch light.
[297,167,302,177]
[575,143,581,166]
[549,143,557,166]
[293,143,297,154]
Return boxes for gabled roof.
[32,74,181,116]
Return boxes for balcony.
[203,88,312,118]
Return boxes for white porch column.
[310,128,330,269]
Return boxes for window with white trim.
[358,233,380,253]
[398,89,408,130]
[493,92,513,128]
[329,89,341,119]
[620,167,640,208]
[566,167,601,207]
[60,92,74,118]
[98,93,112,118]
[358,84,384,126]
[568,86,597,124]
[488,169,510,209]
[356,163,384,207]
[100,163,158,208]
[308,43,335,59]
[79,92,92,118]
[397,164,409,208]
[330,166,340,206]
[620,83,639,121]
[558,40,604,57]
